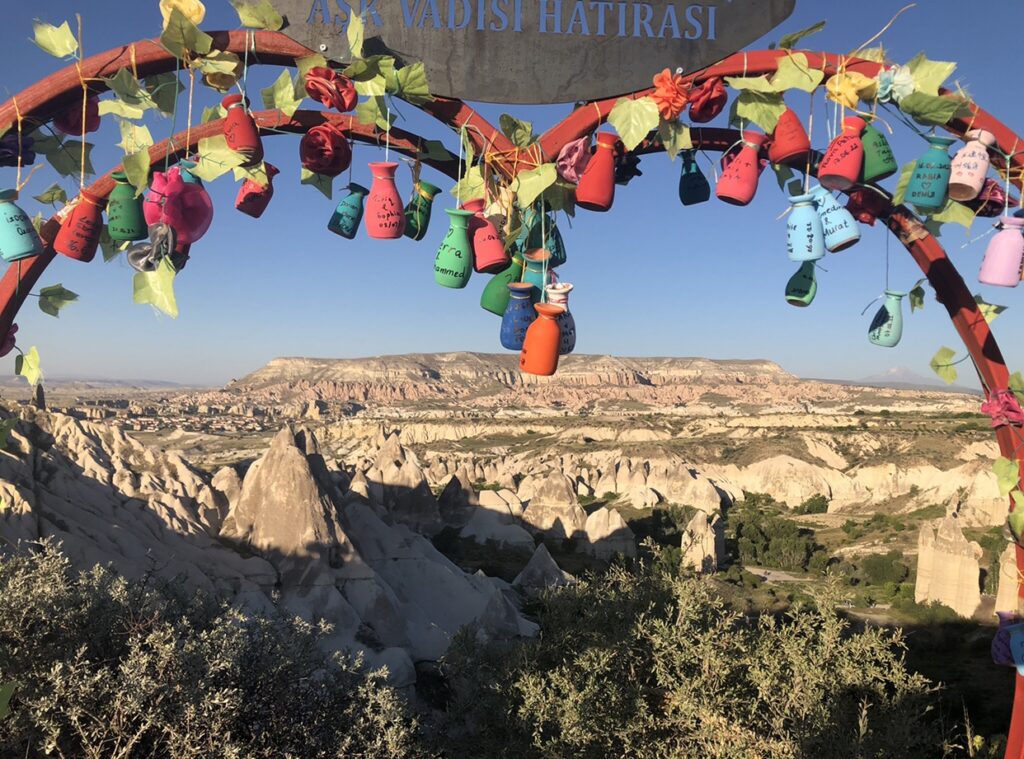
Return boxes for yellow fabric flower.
[160,0,206,28]
[825,71,876,109]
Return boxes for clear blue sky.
[1,0,1023,386]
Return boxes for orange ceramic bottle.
[575,132,617,212]
[519,303,564,376]
[53,190,103,262]
[222,95,264,167]
[716,131,766,206]
[818,116,866,191]
[768,108,810,166]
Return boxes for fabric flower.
[969,179,1008,218]
[824,71,875,110]
[688,77,727,123]
[651,68,689,121]
[981,390,1024,428]
[305,67,358,113]
[555,137,591,183]
[299,124,352,177]
[0,324,18,359]
[845,187,889,226]
[160,0,206,28]
[0,133,35,168]
[53,95,101,136]
[875,67,895,103]
[891,64,915,103]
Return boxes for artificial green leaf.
[500,114,534,148]
[295,53,328,97]
[975,294,1007,324]
[395,62,432,105]
[37,284,78,317]
[658,120,692,159]
[230,0,284,29]
[450,165,485,202]
[607,97,659,152]
[909,279,927,312]
[104,69,156,112]
[346,57,394,97]
[995,457,1020,497]
[731,90,786,132]
[260,69,303,118]
[30,213,43,234]
[15,347,41,386]
[785,179,804,197]
[0,418,18,451]
[160,8,213,58]
[133,257,178,318]
[1009,371,1024,406]
[777,20,825,50]
[98,99,147,120]
[29,131,62,156]
[117,119,154,153]
[899,91,969,126]
[98,227,129,263]
[724,75,776,92]
[853,45,887,63]
[460,129,475,170]
[1009,495,1024,541]
[541,180,576,217]
[906,52,956,96]
[347,12,365,58]
[355,96,394,131]
[32,183,66,206]
[771,163,795,191]
[512,164,557,209]
[891,160,917,206]
[191,134,245,182]
[771,53,824,93]
[195,50,242,77]
[234,162,269,186]
[145,73,184,115]
[201,104,227,124]
[929,346,958,385]
[0,681,15,720]
[47,140,94,178]
[300,168,333,199]
[417,139,451,162]
[927,198,975,229]
[122,150,152,196]
[31,20,78,58]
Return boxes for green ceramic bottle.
[784,261,817,307]
[403,180,441,241]
[434,209,474,288]
[480,255,524,315]
[860,120,897,183]
[106,171,148,242]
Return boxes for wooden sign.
[272,0,797,104]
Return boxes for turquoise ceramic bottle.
[434,209,474,288]
[678,150,711,205]
[868,290,905,347]
[786,193,825,262]
[328,183,369,239]
[522,249,553,301]
[905,137,955,211]
[0,189,44,262]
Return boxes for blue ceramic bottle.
[809,185,860,253]
[0,189,43,262]
[868,290,905,347]
[328,183,369,240]
[500,282,537,350]
[678,150,711,206]
[906,136,955,211]
[786,193,825,262]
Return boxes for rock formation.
[915,516,984,618]
[681,510,724,573]
[995,543,1019,615]
[513,543,574,595]
[582,506,637,560]
[521,471,587,540]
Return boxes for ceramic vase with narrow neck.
[575,132,617,212]
[860,120,897,183]
[222,94,264,166]
[403,180,441,241]
[716,131,766,206]
[818,116,866,191]
[809,185,860,252]
[328,183,369,239]
[365,162,405,238]
[500,282,537,350]
[545,282,576,354]
[462,198,509,273]
[678,150,711,206]
[235,163,280,219]
[520,303,564,376]
[868,290,905,347]
[434,209,474,288]
[979,216,1024,287]
[768,108,810,166]
[480,256,524,315]
[949,129,996,202]
[522,208,566,268]
[106,171,148,242]
[786,193,825,262]
[522,248,553,302]
[906,136,955,211]
[54,191,103,262]
[785,261,817,307]
[0,189,43,262]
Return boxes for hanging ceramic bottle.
[809,185,860,252]
[235,163,280,219]
[364,161,405,238]
[949,129,996,202]
[522,249,553,302]
[785,261,817,307]
[0,189,44,262]
[979,216,1024,287]
[818,116,866,191]
[434,208,474,288]
[403,180,441,241]
[905,136,955,211]
[716,131,766,206]
[221,94,263,166]
[523,208,566,268]
[575,131,617,212]
[520,303,564,376]
[328,183,369,239]
[53,190,103,262]
[461,198,509,273]
[481,256,524,315]
[678,150,711,206]
[106,171,148,241]
[546,282,576,354]
[860,119,897,183]
[768,108,810,166]
[786,193,825,262]
[500,282,537,350]
[868,290,905,347]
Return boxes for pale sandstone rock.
[915,516,983,618]
[513,543,574,594]
[681,510,724,573]
[582,507,637,560]
[995,543,1020,616]
[521,471,587,539]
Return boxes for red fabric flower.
[305,67,358,113]
[53,95,101,136]
[982,390,1024,428]
[845,188,889,226]
[0,324,17,358]
[688,77,727,123]
[969,179,1009,218]
[299,124,352,177]
[651,68,689,121]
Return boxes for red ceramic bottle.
[364,162,405,239]
[716,131,766,206]
[53,190,103,262]
[235,163,279,219]
[519,303,564,376]
[575,132,617,212]
[222,94,264,167]
[818,116,866,191]
[768,108,810,166]
[461,198,509,273]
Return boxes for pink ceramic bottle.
[461,198,509,273]
[818,116,866,191]
[575,132,617,212]
[979,216,1024,287]
[949,129,996,202]
[716,131,766,206]
[364,162,405,239]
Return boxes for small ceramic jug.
[786,193,825,262]
[906,137,955,211]
[785,261,817,307]
[810,185,860,253]
[328,183,369,239]
[868,290,905,347]
[481,256,524,315]
[575,132,617,212]
[364,162,405,239]
[546,282,576,354]
[768,108,810,166]
[500,282,537,350]
[0,189,44,262]
[979,216,1024,288]
[716,131,767,206]
[818,116,866,191]
[949,129,996,202]
[434,209,474,288]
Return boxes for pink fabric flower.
[981,390,1024,428]
[143,167,214,245]
[0,324,17,358]
[556,137,592,183]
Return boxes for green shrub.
[795,494,830,515]
[861,551,910,586]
